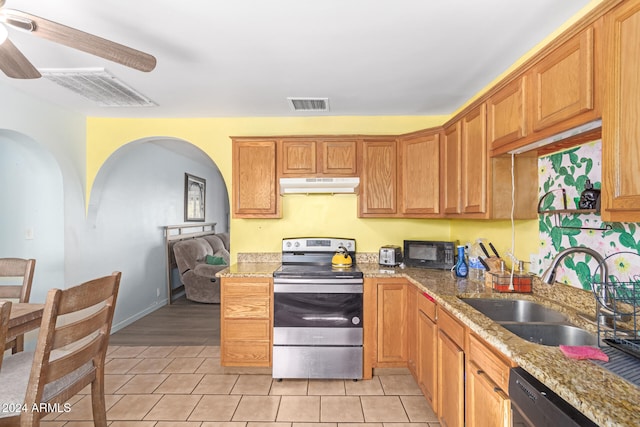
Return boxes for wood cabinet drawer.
[222,341,271,366]
[468,333,512,392]
[438,308,465,349]
[222,279,271,318]
[224,319,271,340]
[223,281,271,297]
[417,291,436,321]
[223,296,270,318]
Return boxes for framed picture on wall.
[185,173,206,222]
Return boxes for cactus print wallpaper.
[533,140,640,290]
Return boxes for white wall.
[0,131,65,304]
[0,85,229,338]
[0,84,85,298]
[83,139,229,329]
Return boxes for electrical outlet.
[25,227,34,240]
[156,288,160,298]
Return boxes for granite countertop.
[218,260,640,427]
[217,261,281,277]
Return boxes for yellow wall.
[450,219,539,268]
[86,115,463,259]
[86,114,539,263]
[85,3,609,263]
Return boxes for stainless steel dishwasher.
[509,367,598,427]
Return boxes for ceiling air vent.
[39,68,156,107]
[287,97,329,112]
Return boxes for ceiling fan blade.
[2,9,156,72]
[0,38,41,78]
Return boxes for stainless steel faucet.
[541,247,619,325]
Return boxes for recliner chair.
[172,234,230,303]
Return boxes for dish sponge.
[559,345,609,362]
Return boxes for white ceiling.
[0,0,593,118]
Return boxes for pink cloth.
[559,345,609,362]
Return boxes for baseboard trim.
[111,299,169,334]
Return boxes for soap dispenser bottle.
[454,245,468,278]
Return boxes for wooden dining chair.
[0,300,11,371]
[0,257,36,354]
[0,271,121,427]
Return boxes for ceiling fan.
[0,0,156,79]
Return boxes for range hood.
[279,177,360,195]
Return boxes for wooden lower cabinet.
[220,277,272,366]
[371,281,517,427]
[467,361,511,427]
[417,294,437,409]
[437,309,465,427]
[466,333,514,427]
[406,285,418,377]
[376,281,407,366]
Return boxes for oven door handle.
[273,278,363,284]
[274,284,363,293]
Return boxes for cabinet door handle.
[475,367,509,400]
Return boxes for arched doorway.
[87,137,229,333]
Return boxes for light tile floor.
[40,345,441,427]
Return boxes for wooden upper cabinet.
[319,139,358,175]
[529,25,597,132]
[280,138,357,177]
[487,76,527,151]
[442,122,461,215]
[399,130,441,216]
[602,0,640,222]
[461,104,487,215]
[359,138,397,216]
[232,138,280,218]
[443,102,536,220]
[280,140,317,175]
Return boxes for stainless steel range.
[272,237,363,380]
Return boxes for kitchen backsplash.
[533,140,640,290]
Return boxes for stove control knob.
[294,241,300,248]
[352,316,361,325]
[285,241,292,248]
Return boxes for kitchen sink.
[460,298,569,323]
[502,323,598,346]
[460,297,598,347]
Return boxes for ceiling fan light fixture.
[39,68,156,107]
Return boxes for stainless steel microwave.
[403,240,457,270]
